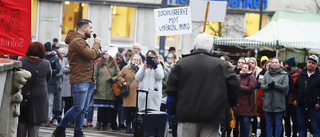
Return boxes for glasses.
[167,57,173,59]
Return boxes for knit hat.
[44,42,52,51]
[58,48,67,55]
[260,56,269,68]
[285,57,296,67]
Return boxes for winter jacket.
[65,30,100,84]
[261,68,288,112]
[119,59,127,70]
[294,68,320,108]
[166,50,241,124]
[44,52,61,93]
[117,65,139,107]
[61,57,72,97]
[19,57,52,123]
[235,72,256,116]
[93,63,120,101]
[135,63,164,111]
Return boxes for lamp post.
[159,0,168,57]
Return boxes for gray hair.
[133,43,142,49]
[193,33,213,53]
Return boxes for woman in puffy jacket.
[234,63,256,137]
[135,50,164,111]
[261,58,288,137]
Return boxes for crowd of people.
[1,19,319,137]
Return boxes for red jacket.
[234,72,257,116]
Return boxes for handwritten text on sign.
[154,7,192,36]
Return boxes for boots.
[126,126,131,133]
[94,122,101,130]
[52,127,66,137]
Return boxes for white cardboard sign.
[190,0,227,22]
[154,6,192,36]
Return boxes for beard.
[85,32,91,38]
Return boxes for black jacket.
[166,50,240,124]
[119,59,127,70]
[294,68,320,108]
[44,52,61,93]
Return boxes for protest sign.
[154,6,192,36]
[190,0,227,22]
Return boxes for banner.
[154,6,192,36]
[0,0,31,56]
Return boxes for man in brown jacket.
[52,19,101,137]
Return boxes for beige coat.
[117,66,139,107]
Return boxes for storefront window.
[204,22,225,37]
[61,1,88,41]
[110,6,136,45]
[31,0,38,41]
[245,13,268,36]
[156,35,181,51]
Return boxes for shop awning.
[214,10,320,50]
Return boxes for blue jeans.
[58,82,94,132]
[48,93,54,120]
[118,104,125,124]
[264,112,283,137]
[238,116,251,137]
[87,82,94,123]
[296,107,320,137]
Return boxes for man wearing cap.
[294,55,320,136]
[52,19,101,137]
[283,57,301,137]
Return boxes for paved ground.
[39,125,133,137]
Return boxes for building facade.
[33,0,320,57]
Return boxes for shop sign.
[170,0,268,9]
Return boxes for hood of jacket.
[64,30,86,44]
[45,52,56,60]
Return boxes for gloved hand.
[150,60,158,69]
[268,81,275,88]
[107,78,114,83]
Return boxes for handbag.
[120,77,135,97]
[20,61,42,113]
[104,65,121,96]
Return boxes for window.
[204,22,225,37]
[110,6,136,45]
[61,1,88,42]
[156,35,181,50]
[31,0,38,41]
[245,13,268,36]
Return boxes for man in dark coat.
[44,42,61,127]
[294,55,320,136]
[166,33,241,137]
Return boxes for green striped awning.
[214,10,320,50]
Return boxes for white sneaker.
[53,119,58,126]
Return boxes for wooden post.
[203,1,210,32]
